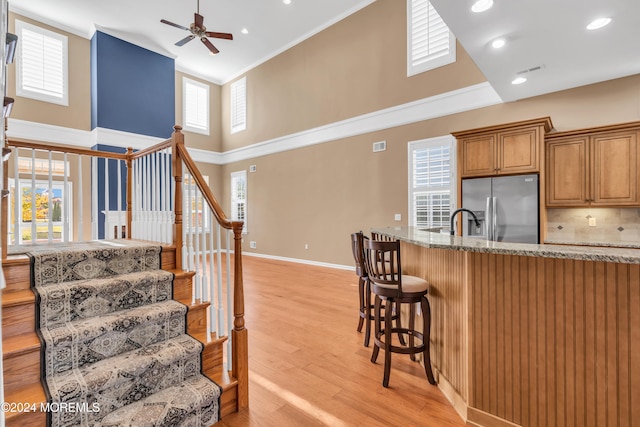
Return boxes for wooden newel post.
[231,221,249,410]
[172,125,184,271]
[125,147,133,239]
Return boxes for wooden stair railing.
[171,125,248,410]
[1,126,248,418]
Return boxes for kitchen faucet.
[450,208,481,236]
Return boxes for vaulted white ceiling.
[8,0,640,100]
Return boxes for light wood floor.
[217,255,466,427]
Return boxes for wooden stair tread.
[190,330,228,346]
[3,332,40,357]
[4,382,46,407]
[209,370,238,392]
[2,289,35,307]
[3,254,31,265]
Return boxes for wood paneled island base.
[374,227,640,427]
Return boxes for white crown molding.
[220,82,503,164]
[7,82,502,164]
[222,0,377,85]
[9,4,93,39]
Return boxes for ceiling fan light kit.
[161,0,233,55]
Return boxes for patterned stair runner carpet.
[28,240,221,427]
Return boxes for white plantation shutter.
[408,0,456,76]
[409,136,456,228]
[16,20,68,105]
[183,77,209,135]
[230,77,246,134]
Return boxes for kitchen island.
[372,227,639,427]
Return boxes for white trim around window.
[230,170,247,233]
[407,0,456,77]
[15,19,69,106]
[230,77,247,134]
[408,135,456,228]
[182,77,210,135]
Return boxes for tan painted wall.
[221,74,640,267]
[175,71,222,153]
[7,2,640,268]
[6,13,91,130]
[220,0,487,151]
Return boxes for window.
[183,77,209,135]
[407,0,456,76]
[230,77,246,134]
[15,20,68,105]
[184,175,210,232]
[230,170,247,233]
[408,136,456,228]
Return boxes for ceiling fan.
[160,0,233,55]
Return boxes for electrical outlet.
[250,241,257,249]
[588,217,597,227]
[394,213,402,221]
[304,243,309,250]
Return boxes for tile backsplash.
[546,208,640,244]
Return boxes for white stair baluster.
[47,151,53,242]
[12,148,19,245]
[91,156,98,240]
[215,223,223,340]
[63,153,69,243]
[78,155,83,242]
[117,157,122,239]
[104,158,110,239]
[31,150,36,244]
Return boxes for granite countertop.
[372,226,640,264]
[543,239,640,249]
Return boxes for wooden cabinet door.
[497,127,539,174]
[460,135,495,177]
[591,130,639,205]
[546,137,589,206]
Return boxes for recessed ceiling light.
[491,38,505,49]
[241,28,249,35]
[586,17,611,30]
[471,0,494,13]
[282,0,292,4]
[512,77,527,85]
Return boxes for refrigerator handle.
[485,197,492,241]
[492,197,498,242]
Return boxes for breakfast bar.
[372,226,640,427]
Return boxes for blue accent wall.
[91,31,175,139]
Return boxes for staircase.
[2,244,239,426]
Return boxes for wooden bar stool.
[362,238,436,387]
[350,231,404,347]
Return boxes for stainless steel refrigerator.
[461,174,539,244]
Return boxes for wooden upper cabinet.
[546,137,588,206]
[459,135,495,176]
[546,123,640,207]
[591,130,638,205]
[454,117,551,178]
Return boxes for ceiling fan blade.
[205,32,233,40]
[175,35,195,46]
[161,19,189,32]
[201,37,219,55]
[194,13,204,29]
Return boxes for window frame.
[230,77,247,134]
[8,178,73,245]
[15,19,69,106]
[230,170,247,233]
[407,135,457,229]
[182,77,210,135]
[407,0,457,77]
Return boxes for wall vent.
[373,141,387,152]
